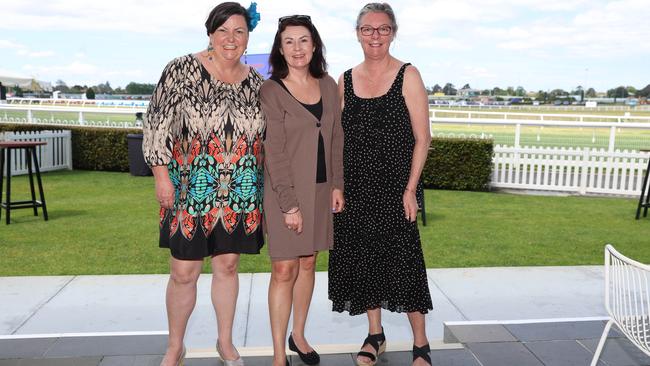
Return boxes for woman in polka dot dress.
[328,3,433,366]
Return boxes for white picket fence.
[1,130,73,175]
[492,145,650,195]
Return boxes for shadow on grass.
[46,209,87,220]
[421,212,444,223]
[2,209,86,223]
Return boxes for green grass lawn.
[0,170,648,276]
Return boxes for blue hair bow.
[247,2,260,31]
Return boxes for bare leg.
[211,253,241,360]
[357,308,383,364]
[160,257,203,366]
[408,311,429,366]
[269,259,299,366]
[290,254,317,352]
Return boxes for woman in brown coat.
[260,15,344,366]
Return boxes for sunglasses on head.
[278,14,311,24]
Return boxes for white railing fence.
[430,109,650,152]
[1,130,73,175]
[430,104,650,112]
[0,104,145,129]
[492,145,650,195]
[8,97,149,108]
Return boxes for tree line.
[427,83,650,101]
[52,80,156,99]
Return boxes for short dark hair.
[205,2,251,35]
[268,17,327,79]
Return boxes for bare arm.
[337,73,345,111]
[402,65,431,221]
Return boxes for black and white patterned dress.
[328,63,433,316]
[143,55,265,259]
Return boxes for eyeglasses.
[278,15,311,24]
[359,25,392,36]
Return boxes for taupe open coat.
[260,75,344,259]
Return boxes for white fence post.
[514,123,521,148]
[608,126,616,153]
[64,130,72,170]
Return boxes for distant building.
[457,87,481,97]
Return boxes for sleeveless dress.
[143,55,265,260]
[328,63,433,315]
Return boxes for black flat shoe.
[288,333,320,365]
[412,343,431,365]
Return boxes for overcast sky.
[1,0,648,92]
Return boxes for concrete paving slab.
[429,266,605,321]
[374,350,410,365]
[505,320,610,342]
[0,338,56,358]
[244,273,272,347]
[468,341,545,366]
[444,324,517,343]
[14,275,169,335]
[97,355,162,366]
[524,340,606,366]
[0,357,102,366]
[12,274,252,350]
[233,356,276,366]
[0,265,613,353]
[0,276,73,334]
[579,338,650,366]
[291,353,355,366]
[43,335,167,357]
[185,359,230,366]
[429,349,481,366]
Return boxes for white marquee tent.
[0,75,52,92]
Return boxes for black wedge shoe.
[356,327,386,366]
[412,343,431,366]
[288,333,320,365]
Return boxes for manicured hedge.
[0,123,140,172]
[422,138,494,191]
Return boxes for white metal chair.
[591,244,650,366]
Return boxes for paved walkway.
[1,266,647,365]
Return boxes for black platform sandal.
[356,327,386,366]
[412,343,431,365]
[288,333,320,365]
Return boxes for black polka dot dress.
[328,63,433,316]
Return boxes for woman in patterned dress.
[328,3,433,366]
[143,3,263,366]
